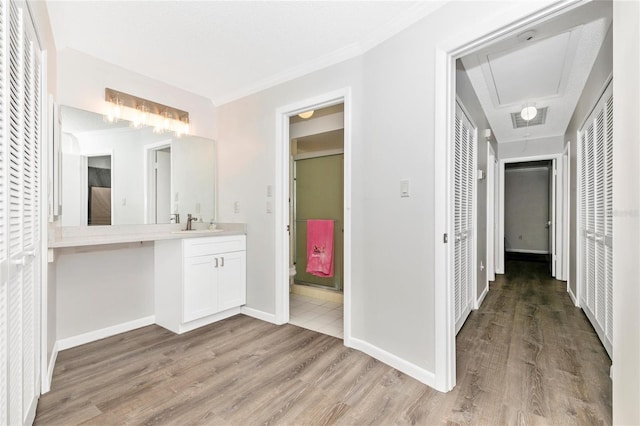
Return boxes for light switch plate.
[400,179,410,197]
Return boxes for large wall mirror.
[59,105,216,226]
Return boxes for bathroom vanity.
[48,224,247,349]
[155,234,247,333]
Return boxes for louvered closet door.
[579,81,613,357]
[2,0,43,424]
[454,101,476,334]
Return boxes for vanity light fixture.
[104,88,190,136]
[298,110,314,119]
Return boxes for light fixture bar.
[105,88,189,124]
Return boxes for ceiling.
[460,1,612,144]
[46,1,445,106]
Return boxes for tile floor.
[289,293,344,339]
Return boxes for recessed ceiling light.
[520,106,538,121]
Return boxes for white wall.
[456,60,496,304]
[612,1,640,423]
[498,136,565,160]
[504,167,550,253]
[216,1,560,378]
[55,243,154,340]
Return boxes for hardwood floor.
[36,260,611,425]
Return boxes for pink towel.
[306,220,334,277]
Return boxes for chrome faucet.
[186,213,198,230]
[170,213,180,224]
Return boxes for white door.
[579,81,613,357]
[183,255,218,323]
[217,251,246,311]
[2,1,43,423]
[453,101,476,334]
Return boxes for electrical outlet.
[234,201,240,214]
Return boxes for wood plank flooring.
[36,260,611,425]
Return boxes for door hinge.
[287,225,290,232]
[443,233,448,243]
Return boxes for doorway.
[145,142,172,224]
[85,154,112,226]
[504,160,553,268]
[288,107,345,338]
[434,1,606,392]
[274,88,352,344]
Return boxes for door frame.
[274,88,352,344]
[486,141,497,282]
[498,154,563,275]
[143,140,173,224]
[433,0,581,392]
[81,151,114,226]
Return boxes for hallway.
[453,259,612,424]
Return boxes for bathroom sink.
[172,229,224,234]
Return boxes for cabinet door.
[183,255,218,322]
[218,251,246,311]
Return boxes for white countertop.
[48,223,247,248]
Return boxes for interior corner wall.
[215,0,558,379]
[564,25,612,301]
[456,60,496,304]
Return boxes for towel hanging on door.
[306,219,334,277]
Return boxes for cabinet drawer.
[183,235,246,257]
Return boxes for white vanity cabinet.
[155,235,246,333]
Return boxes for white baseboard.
[347,337,436,389]
[241,306,278,324]
[57,315,156,351]
[475,284,488,309]
[567,283,579,307]
[42,341,59,393]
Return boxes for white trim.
[487,142,496,282]
[56,315,156,351]
[240,306,278,324]
[348,337,436,388]
[42,341,58,394]
[434,0,582,394]
[506,248,550,254]
[563,143,571,283]
[476,284,489,309]
[498,153,562,274]
[274,88,352,347]
[567,282,579,307]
